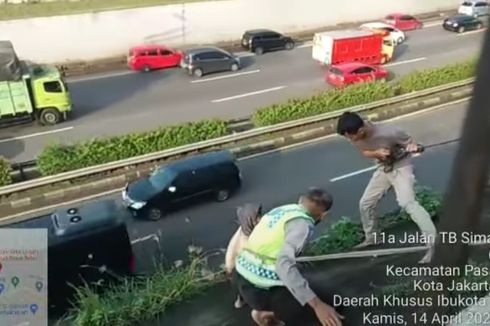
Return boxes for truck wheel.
[39,108,61,125]
[142,65,151,72]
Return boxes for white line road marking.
[384,57,426,67]
[0,97,469,223]
[0,127,74,144]
[211,85,287,103]
[131,233,161,246]
[457,28,487,36]
[190,69,261,83]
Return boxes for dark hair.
[336,112,364,135]
[303,187,333,211]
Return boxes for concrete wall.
[0,0,460,63]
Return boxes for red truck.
[311,29,395,65]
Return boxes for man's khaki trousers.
[359,164,437,245]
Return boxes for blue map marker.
[29,304,38,315]
[35,281,43,292]
[0,283,4,295]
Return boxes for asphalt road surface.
[0,21,484,163]
[12,100,468,270]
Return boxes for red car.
[325,62,388,87]
[384,13,423,31]
[127,45,182,72]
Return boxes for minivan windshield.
[462,2,473,5]
[149,168,176,190]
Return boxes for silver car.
[458,0,489,17]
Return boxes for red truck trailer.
[312,29,394,65]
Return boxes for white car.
[360,22,406,44]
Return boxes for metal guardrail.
[0,78,474,197]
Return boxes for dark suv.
[123,150,242,220]
[180,47,241,77]
[241,29,295,55]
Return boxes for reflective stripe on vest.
[235,204,314,288]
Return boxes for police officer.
[233,187,343,326]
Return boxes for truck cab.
[373,30,395,63]
[27,64,71,125]
[0,41,72,126]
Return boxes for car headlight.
[453,23,458,27]
[130,201,147,210]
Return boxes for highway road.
[0,21,484,163]
[11,101,468,270]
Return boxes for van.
[122,150,242,220]
[127,45,183,72]
[458,0,489,17]
[180,47,241,78]
[241,29,295,55]
[6,200,135,313]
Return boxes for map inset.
[0,229,47,326]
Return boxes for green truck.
[0,41,72,126]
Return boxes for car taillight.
[129,252,136,273]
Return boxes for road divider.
[0,78,474,223]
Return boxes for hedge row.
[0,58,476,182]
[37,119,228,175]
[66,188,442,326]
[252,58,476,126]
[0,157,12,187]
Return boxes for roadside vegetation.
[0,0,208,21]
[0,157,12,186]
[0,58,476,185]
[66,188,444,325]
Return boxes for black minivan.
[241,29,295,55]
[7,200,135,313]
[123,150,242,220]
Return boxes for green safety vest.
[235,204,315,288]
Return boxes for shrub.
[65,256,221,326]
[304,188,442,255]
[252,81,396,126]
[0,157,12,187]
[37,119,228,175]
[398,59,476,93]
[253,58,476,127]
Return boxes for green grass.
[0,0,214,21]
